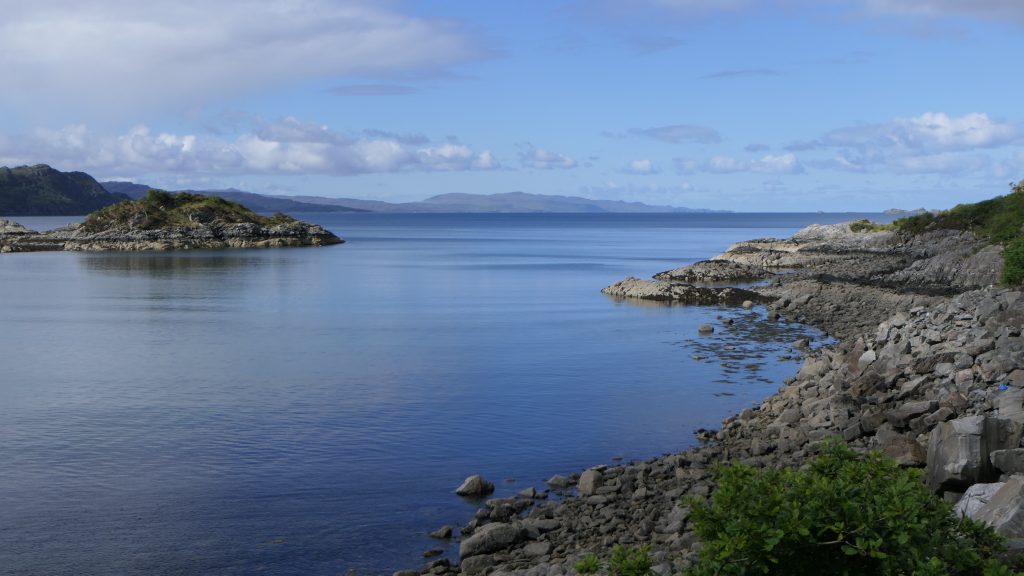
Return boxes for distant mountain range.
[277,191,724,213]
[0,164,722,215]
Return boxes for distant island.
[0,189,342,252]
[0,164,723,215]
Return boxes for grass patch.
[849,219,895,233]
[81,189,296,232]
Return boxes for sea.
[0,212,887,575]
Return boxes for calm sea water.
[0,212,882,575]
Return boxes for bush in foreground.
[685,442,1017,576]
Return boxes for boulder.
[456,474,495,497]
[460,554,495,575]
[925,416,1021,493]
[546,474,574,489]
[577,469,603,496]
[429,525,453,539]
[955,482,1005,519]
[880,435,926,467]
[698,324,714,334]
[459,522,525,558]
[992,449,1024,476]
[973,476,1024,537]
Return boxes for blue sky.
[1,0,1022,211]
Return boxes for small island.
[0,189,343,252]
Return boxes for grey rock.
[577,469,603,496]
[698,324,714,334]
[460,522,525,558]
[456,475,496,497]
[925,416,1019,492]
[460,553,495,575]
[992,449,1024,475]
[546,475,574,489]
[956,482,1005,519]
[974,476,1024,537]
[429,525,453,539]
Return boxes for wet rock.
[429,525,453,539]
[698,324,714,334]
[546,475,574,489]
[456,475,496,497]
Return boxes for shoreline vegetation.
[408,183,1024,575]
[0,189,343,252]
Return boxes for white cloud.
[0,1,478,112]
[680,153,804,174]
[629,124,723,144]
[822,112,1019,152]
[623,159,658,174]
[520,147,577,170]
[862,0,1024,23]
[0,120,500,177]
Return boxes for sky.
[1,0,1023,211]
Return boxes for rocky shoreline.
[402,221,1024,576]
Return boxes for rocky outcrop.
[654,260,772,284]
[601,277,770,306]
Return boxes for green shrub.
[685,441,1015,576]
[1005,237,1024,286]
[610,544,655,576]
[574,554,600,575]
[573,546,655,576]
[849,219,894,233]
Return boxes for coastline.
[410,220,1024,575]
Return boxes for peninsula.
[413,182,1024,575]
[0,189,343,252]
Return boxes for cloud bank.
[0,119,499,177]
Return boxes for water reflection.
[77,252,280,277]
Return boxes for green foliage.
[1004,237,1024,286]
[573,546,655,576]
[80,189,296,232]
[686,441,1016,576]
[849,219,895,233]
[609,545,655,576]
[575,554,600,574]
[892,181,1024,286]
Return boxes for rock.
[577,469,603,496]
[698,324,714,334]
[880,435,926,467]
[973,476,1024,537]
[393,570,419,576]
[518,487,538,499]
[456,475,495,497]
[992,450,1024,475]
[423,548,443,558]
[459,522,525,558]
[956,482,1005,518]
[524,541,552,557]
[429,525,453,539]
[742,300,754,309]
[460,553,495,575]
[925,416,1020,493]
[546,474,574,489]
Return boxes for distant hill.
[102,182,366,213]
[282,191,723,213]
[0,165,130,216]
